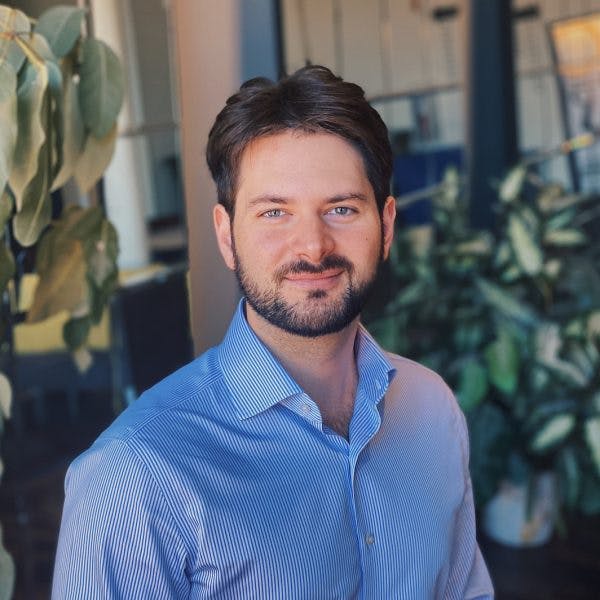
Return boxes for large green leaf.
[0,6,30,71]
[78,38,124,138]
[0,61,16,197]
[12,141,51,247]
[8,59,48,213]
[584,417,600,476]
[52,62,84,190]
[530,413,575,453]
[26,232,87,322]
[457,358,488,412]
[34,5,85,58]
[74,123,117,193]
[27,34,65,181]
[484,328,520,395]
[508,213,543,276]
[54,204,104,242]
[475,277,539,326]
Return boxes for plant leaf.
[475,277,539,326]
[0,187,12,229]
[530,414,575,453]
[52,62,84,190]
[0,371,11,419]
[74,124,117,193]
[543,229,588,247]
[63,315,91,351]
[584,417,600,476]
[8,59,48,213]
[556,447,580,509]
[26,233,88,322]
[546,208,576,231]
[0,61,17,197]
[0,523,15,597]
[457,358,488,412]
[12,141,52,247]
[484,328,520,395]
[53,204,103,241]
[34,5,85,58]
[499,165,526,203]
[78,38,124,138]
[25,34,65,182]
[0,242,15,298]
[508,213,543,276]
[86,219,118,287]
[0,5,30,71]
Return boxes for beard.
[233,246,382,338]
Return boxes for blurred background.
[1,0,599,598]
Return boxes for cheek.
[233,226,286,270]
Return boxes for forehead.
[236,131,372,200]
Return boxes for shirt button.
[365,533,375,546]
[301,403,311,415]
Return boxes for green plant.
[368,163,600,520]
[0,4,123,595]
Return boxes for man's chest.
[162,420,463,599]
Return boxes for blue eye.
[330,206,354,216]
[263,209,284,218]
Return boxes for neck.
[246,304,359,438]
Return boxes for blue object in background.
[393,147,464,225]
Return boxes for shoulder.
[385,351,454,399]
[99,346,225,443]
[383,351,467,441]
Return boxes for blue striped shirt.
[53,300,493,599]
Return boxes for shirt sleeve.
[444,408,495,600]
[52,438,189,599]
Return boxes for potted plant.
[368,159,600,546]
[0,4,123,594]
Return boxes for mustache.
[275,255,354,280]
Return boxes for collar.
[217,300,396,420]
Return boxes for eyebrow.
[248,192,369,207]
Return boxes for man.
[53,66,493,599]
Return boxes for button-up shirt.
[53,300,493,599]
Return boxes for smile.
[283,270,344,288]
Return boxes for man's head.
[210,66,396,338]
[206,65,393,218]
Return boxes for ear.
[381,195,396,260]
[213,204,236,270]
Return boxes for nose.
[289,215,335,263]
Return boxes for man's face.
[214,131,396,337]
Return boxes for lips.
[283,269,345,291]
[284,269,343,282]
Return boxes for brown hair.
[206,65,392,216]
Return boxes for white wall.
[282,0,600,184]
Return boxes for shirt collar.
[217,300,396,420]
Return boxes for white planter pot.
[482,472,557,547]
